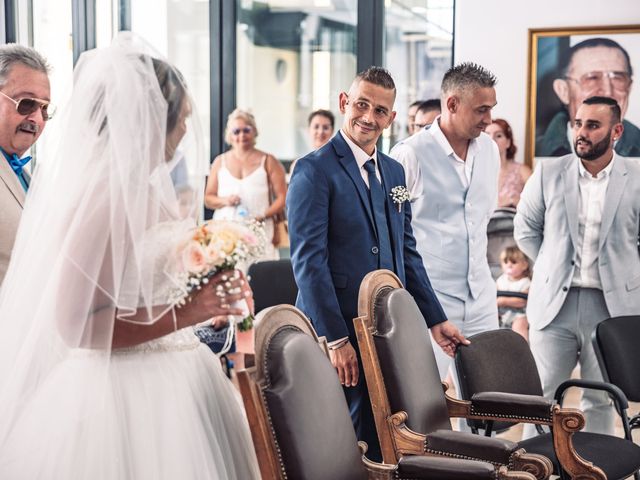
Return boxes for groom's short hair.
[354,66,396,92]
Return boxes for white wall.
[454,0,640,164]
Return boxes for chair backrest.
[486,208,516,280]
[242,305,367,480]
[247,259,298,313]
[593,315,640,402]
[455,329,544,431]
[371,287,452,434]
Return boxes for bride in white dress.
[0,34,260,479]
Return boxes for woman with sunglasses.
[205,108,286,261]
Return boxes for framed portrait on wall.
[525,24,640,166]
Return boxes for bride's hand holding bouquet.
[174,270,252,330]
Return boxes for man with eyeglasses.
[0,44,51,285]
[412,98,441,132]
[536,37,639,157]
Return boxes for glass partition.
[14,0,74,165]
[131,0,211,163]
[236,0,358,162]
[384,0,454,147]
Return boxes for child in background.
[496,246,531,341]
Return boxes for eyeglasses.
[564,71,632,92]
[0,90,55,120]
[231,126,252,135]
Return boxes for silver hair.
[441,62,496,97]
[0,44,50,87]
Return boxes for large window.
[5,0,454,163]
[384,0,454,146]
[236,0,357,161]
[131,0,211,163]
[13,0,74,165]
[95,0,118,48]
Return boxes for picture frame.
[525,24,640,165]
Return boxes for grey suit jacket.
[514,154,640,330]
[0,159,27,285]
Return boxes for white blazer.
[514,154,640,330]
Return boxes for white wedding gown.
[2,327,260,479]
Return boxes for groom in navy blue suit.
[287,67,468,461]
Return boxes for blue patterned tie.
[364,159,393,270]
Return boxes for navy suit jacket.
[287,132,446,342]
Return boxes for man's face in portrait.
[554,46,632,124]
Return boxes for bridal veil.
[0,33,218,474]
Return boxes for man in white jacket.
[515,96,640,434]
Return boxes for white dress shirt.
[571,157,615,289]
[401,117,476,200]
[339,129,381,187]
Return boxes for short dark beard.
[574,131,611,161]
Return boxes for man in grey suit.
[0,44,51,285]
[391,63,500,399]
[515,96,640,434]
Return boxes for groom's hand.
[329,342,359,387]
[430,320,469,358]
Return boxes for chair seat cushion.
[519,432,640,480]
[397,455,496,479]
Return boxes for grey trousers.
[527,287,614,436]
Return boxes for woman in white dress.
[0,34,260,479]
[204,108,286,262]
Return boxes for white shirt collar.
[340,129,378,167]
[428,116,480,162]
[577,153,615,179]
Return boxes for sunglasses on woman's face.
[0,91,55,120]
[231,126,252,135]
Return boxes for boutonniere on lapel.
[389,186,411,212]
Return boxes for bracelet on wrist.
[328,338,349,350]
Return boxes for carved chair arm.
[396,455,532,480]
[425,429,520,466]
[469,392,554,424]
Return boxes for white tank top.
[213,153,278,261]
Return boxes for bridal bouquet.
[169,219,266,331]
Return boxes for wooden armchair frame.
[238,305,536,480]
[354,270,607,480]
